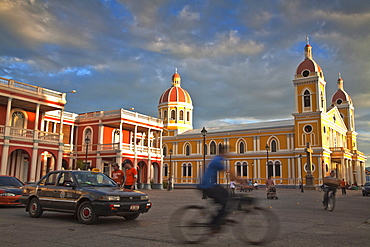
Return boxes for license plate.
[130,205,139,211]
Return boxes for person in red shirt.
[122,159,137,190]
[111,163,124,187]
[340,179,346,195]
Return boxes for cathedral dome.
[295,41,323,78]
[158,70,192,105]
[331,77,351,105]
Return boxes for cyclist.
[198,146,249,233]
[323,170,337,206]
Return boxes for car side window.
[45,173,60,186]
[57,172,73,186]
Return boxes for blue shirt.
[198,155,224,189]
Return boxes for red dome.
[159,86,192,105]
[331,78,351,104]
[296,58,322,75]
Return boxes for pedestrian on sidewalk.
[340,179,347,195]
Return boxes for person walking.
[340,179,347,195]
[230,179,236,196]
[111,163,124,187]
[122,159,138,190]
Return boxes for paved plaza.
[1,187,370,247]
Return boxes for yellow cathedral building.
[159,41,367,188]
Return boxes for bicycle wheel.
[232,206,280,245]
[323,192,329,210]
[169,205,211,244]
[327,195,335,211]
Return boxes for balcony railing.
[77,108,162,126]
[0,125,60,143]
[0,77,66,101]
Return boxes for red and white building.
[0,77,164,189]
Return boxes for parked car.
[0,175,24,206]
[20,170,152,224]
[362,182,370,196]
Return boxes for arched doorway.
[38,151,56,178]
[150,162,163,189]
[137,161,149,189]
[7,149,30,182]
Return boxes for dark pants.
[202,185,229,229]
[341,187,346,195]
[323,187,337,204]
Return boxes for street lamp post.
[265,144,269,177]
[85,137,90,170]
[201,127,207,199]
[169,149,172,176]
[169,149,173,190]
[299,154,304,192]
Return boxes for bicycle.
[323,187,336,211]
[169,193,280,245]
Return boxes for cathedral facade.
[160,42,367,187]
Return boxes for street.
[1,188,370,247]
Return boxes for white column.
[119,121,123,150]
[30,147,38,182]
[98,124,103,151]
[349,160,354,184]
[34,104,40,139]
[5,97,12,126]
[1,144,10,175]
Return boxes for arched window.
[267,161,273,177]
[236,162,248,177]
[236,162,242,176]
[239,142,245,153]
[242,162,248,177]
[11,111,26,128]
[185,144,190,156]
[84,128,92,152]
[113,129,120,144]
[171,110,176,120]
[182,163,192,177]
[179,110,184,120]
[164,110,168,121]
[274,161,281,176]
[187,111,190,121]
[271,140,277,152]
[210,141,216,155]
[163,164,169,177]
[304,90,311,107]
[163,146,167,156]
[218,143,223,154]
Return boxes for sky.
[1,0,369,162]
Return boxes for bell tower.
[292,38,327,149]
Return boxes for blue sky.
[1,0,369,161]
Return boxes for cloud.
[0,0,369,160]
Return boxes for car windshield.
[365,183,370,186]
[0,176,24,187]
[74,172,117,187]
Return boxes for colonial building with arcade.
[0,78,163,189]
[160,42,367,187]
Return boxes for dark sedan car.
[362,182,370,196]
[0,175,24,206]
[20,170,152,224]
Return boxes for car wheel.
[28,198,43,218]
[124,213,140,221]
[77,201,98,224]
[363,193,366,196]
